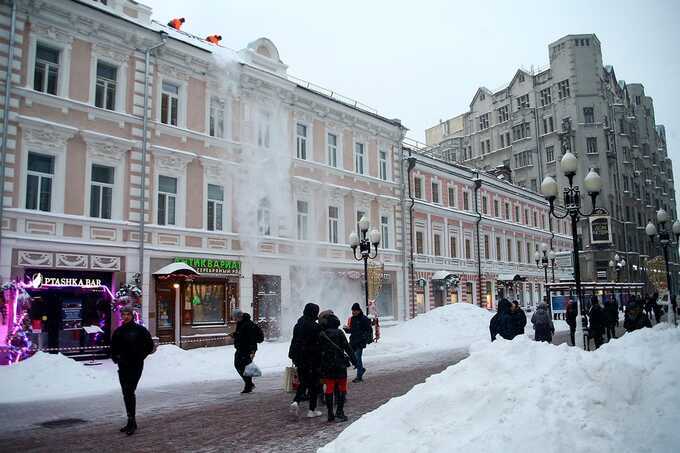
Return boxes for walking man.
[232,309,264,394]
[344,303,372,383]
[588,296,606,349]
[111,306,154,436]
[565,299,577,346]
[289,303,323,417]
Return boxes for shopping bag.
[244,362,262,377]
[283,366,298,393]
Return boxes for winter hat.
[303,302,320,319]
[120,305,134,315]
[351,302,362,312]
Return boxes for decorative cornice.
[31,21,74,47]
[81,130,134,164]
[151,145,196,174]
[92,42,130,64]
[200,155,229,179]
[18,115,78,153]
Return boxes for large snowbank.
[319,325,680,453]
[1,304,491,403]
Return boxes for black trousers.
[234,352,253,389]
[293,366,320,411]
[569,326,576,346]
[605,324,616,340]
[118,363,144,419]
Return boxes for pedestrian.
[603,296,618,340]
[565,299,578,346]
[110,305,154,436]
[489,298,514,341]
[624,301,652,332]
[232,309,264,394]
[588,296,606,349]
[319,313,357,422]
[167,17,185,30]
[644,294,655,323]
[343,302,372,383]
[510,301,527,338]
[651,292,662,324]
[288,303,323,418]
[672,295,678,325]
[531,303,555,343]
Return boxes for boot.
[325,394,335,422]
[120,417,132,433]
[335,392,348,422]
[125,417,137,436]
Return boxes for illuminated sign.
[174,257,241,275]
[590,216,612,244]
[31,272,103,287]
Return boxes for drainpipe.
[0,0,17,260]
[397,128,409,321]
[473,173,483,307]
[137,31,167,306]
[406,154,417,319]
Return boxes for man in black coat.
[490,298,514,341]
[288,303,323,417]
[603,297,619,340]
[343,303,372,383]
[624,302,652,332]
[111,305,154,436]
[320,314,357,422]
[510,301,527,338]
[588,296,606,349]
[232,309,263,394]
[565,299,578,346]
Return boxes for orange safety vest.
[206,35,221,45]
[168,18,183,30]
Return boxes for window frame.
[157,174,179,226]
[328,205,340,244]
[327,132,339,168]
[89,163,115,219]
[354,141,366,175]
[206,183,225,232]
[296,199,310,241]
[209,96,227,139]
[379,148,389,181]
[158,78,187,127]
[25,152,55,212]
[296,122,309,160]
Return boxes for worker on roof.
[206,35,222,45]
[167,17,185,30]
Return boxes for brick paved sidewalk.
[0,349,469,453]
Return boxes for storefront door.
[156,281,175,344]
[252,275,281,338]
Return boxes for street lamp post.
[534,243,553,309]
[645,209,680,325]
[541,151,605,349]
[349,216,381,314]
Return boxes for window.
[540,88,552,106]
[26,152,54,211]
[207,183,224,231]
[210,97,225,138]
[543,116,554,134]
[505,132,511,147]
[296,200,309,240]
[512,122,531,141]
[494,199,499,217]
[583,107,594,124]
[514,150,533,168]
[514,206,520,222]
[450,236,458,257]
[95,61,117,110]
[481,140,485,154]
[505,202,510,219]
[526,243,532,264]
[500,133,505,148]
[524,209,529,225]
[184,281,226,325]
[496,237,502,260]
[586,137,598,154]
[497,105,509,123]
[517,241,522,263]
[90,164,114,219]
[157,175,177,225]
[381,215,390,249]
[482,196,488,214]
[377,149,388,180]
[356,210,366,235]
[463,191,470,210]
[507,238,512,261]
[533,211,538,227]
[328,206,339,244]
[557,79,570,99]
[546,145,555,163]
[34,44,59,95]
[479,113,490,130]
[257,198,271,236]
[296,124,308,159]
[161,81,179,126]
[416,231,424,254]
[354,142,365,174]
[465,239,472,259]
[485,139,491,154]
[448,187,456,207]
[432,181,440,203]
[328,133,338,167]
[516,94,530,110]
[434,234,441,256]
[256,110,271,148]
[414,177,423,199]
[484,235,490,259]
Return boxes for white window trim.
[152,149,190,227]
[295,121,312,161]
[379,208,394,250]
[378,146,391,181]
[20,138,67,214]
[431,178,442,204]
[327,204,342,244]
[295,196,312,241]
[326,129,342,168]
[89,56,128,113]
[27,35,72,98]
[447,185,457,208]
[84,156,125,221]
[156,76,188,128]
[205,93,231,140]
[204,180,230,232]
[353,139,367,175]
[415,228,426,254]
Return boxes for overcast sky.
[146,0,680,198]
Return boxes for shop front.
[152,256,240,349]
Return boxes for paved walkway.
[0,349,469,453]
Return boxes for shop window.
[185,281,226,325]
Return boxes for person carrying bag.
[320,314,357,422]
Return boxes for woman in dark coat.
[588,296,606,349]
[565,299,578,346]
[319,314,357,422]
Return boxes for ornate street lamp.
[534,243,556,311]
[645,209,680,325]
[349,216,381,313]
[541,151,605,349]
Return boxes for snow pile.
[319,325,680,453]
[367,303,492,358]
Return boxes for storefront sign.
[26,270,112,288]
[174,257,241,275]
[590,216,612,244]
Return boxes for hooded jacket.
[345,309,372,350]
[233,313,261,354]
[319,314,357,379]
[288,303,322,369]
[531,303,555,342]
[490,298,514,341]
